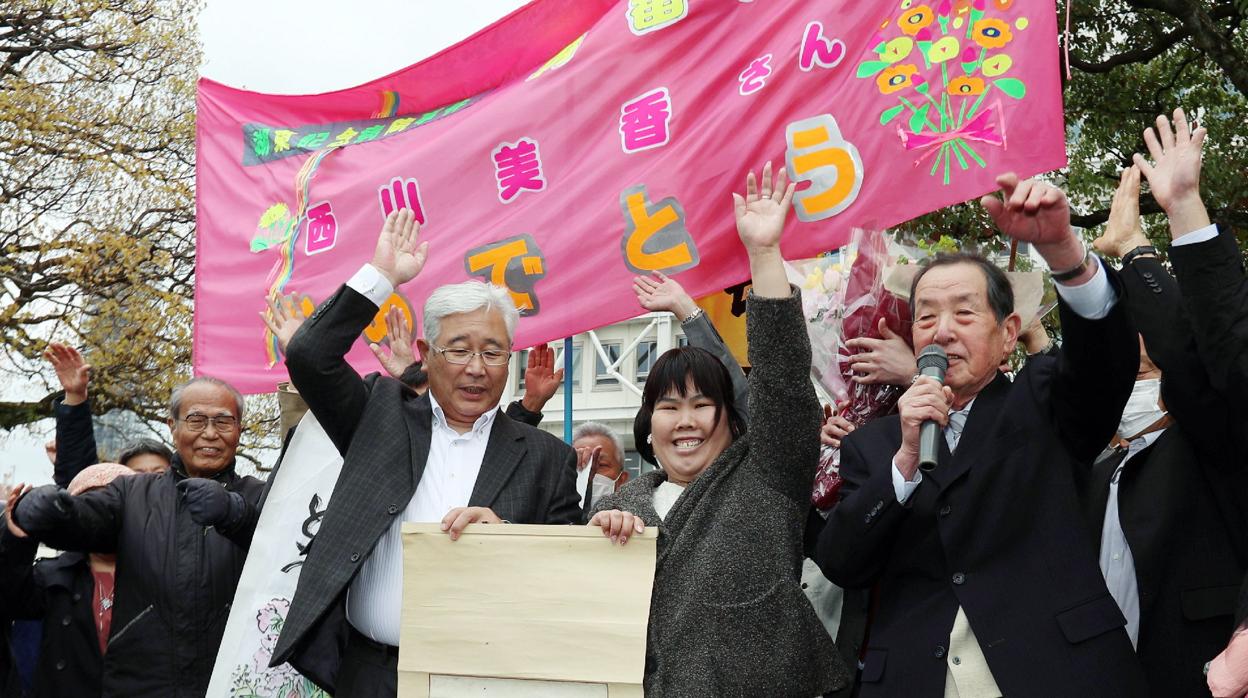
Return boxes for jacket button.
[350,552,361,563]
[934,645,946,658]
[1142,271,1154,279]
[801,582,809,589]
[55,659,66,670]
[952,572,966,585]
[72,593,82,602]
[939,505,951,517]
[387,505,399,515]
[62,616,72,626]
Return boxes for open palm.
[371,208,429,286]
[733,161,795,251]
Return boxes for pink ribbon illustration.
[898,99,1008,167]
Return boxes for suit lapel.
[468,411,525,508]
[926,372,1010,492]
[404,391,434,489]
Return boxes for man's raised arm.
[285,209,429,455]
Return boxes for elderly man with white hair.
[572,421,629,513]
[271,209,581,698]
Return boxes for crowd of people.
[0,107,1245,698]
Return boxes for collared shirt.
[343,264,501,646]
[1099,429,1164,648]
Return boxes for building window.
[558,344,582,390]
[636,340,658,380]
[677,334,689,347]
[595,342,621,387]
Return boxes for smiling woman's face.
[649,377,733,485]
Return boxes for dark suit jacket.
[270,284,581,693]
[592,290,848,698]
[816,275,1148,698]
[1082,256,1247,697]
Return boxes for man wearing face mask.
[1089,163,1247,697]
[571,422,629,515]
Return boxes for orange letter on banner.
[784,115,864,221]
[363,293,414,345]
[619,184,699,275]
[464,234,547,315]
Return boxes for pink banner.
[195,0,1065,393]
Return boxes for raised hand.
[981,173,1085,277]
[633,271,699,321]
[44,343,90,406]
[846,318,917,386]
[576,443,604,472]
[369,305,417,379]
[370,208,429,287]
[261,293,307,354]
[520,343,564,414]
[1133,107,1210,238]
[733,161,795,252]
[1092,166,1150,259]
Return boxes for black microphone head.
[916,344,948,374]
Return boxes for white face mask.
[592,472,620,501]
[1118,378,1167,440]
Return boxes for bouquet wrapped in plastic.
[787,229,911,511]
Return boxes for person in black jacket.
[1088,160,1247,697]
[816,173,1147,697]
[10,376,264,698]
[1,463,139,697]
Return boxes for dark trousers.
[337,626,398,698]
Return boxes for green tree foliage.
[899,0,1247,255]
[0,2,275,464]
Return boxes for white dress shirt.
[1099,429,1164,648]
[342,264,500,646]
[1171,223,1219,247]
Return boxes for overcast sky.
[200,0,528,93]
[1,0,532,485]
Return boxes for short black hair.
[634,347,747,465]
[399,361,428,391]
[116,438,173,467]
[909,252,1014,323]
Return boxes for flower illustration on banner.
[229,598,328,698]
[856,0,1028,183]
[877,64,919,94]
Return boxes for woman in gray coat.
[590,163,848,697]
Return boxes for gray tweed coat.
[593,289,848,697]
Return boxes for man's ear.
[1002,312,1022,353]
[416,338,430,359]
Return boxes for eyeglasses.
[430,344,511,366]
[179,414,239,432]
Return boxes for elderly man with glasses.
[8,376,265,697]
[268,209,581,697]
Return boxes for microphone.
[916,344,948,472]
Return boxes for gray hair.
[169,376,245,421]
[422,281,519,346]
[572,421,625,462]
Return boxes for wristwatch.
[1051,249,1093,282]
[1120,245,1158,266]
